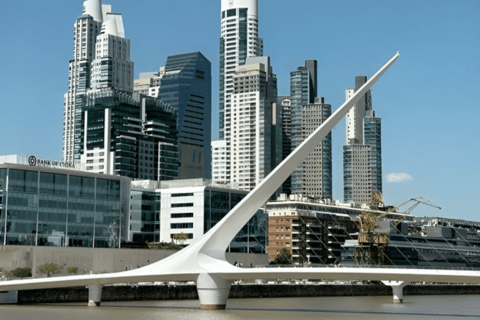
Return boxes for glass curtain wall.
[0,168,122,248]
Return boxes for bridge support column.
[87,284,103,307]
[196,273,231,310]
[382,281,409,304]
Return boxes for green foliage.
[173,233,188,245]
[67,267,79,275]
[146,241,182,250]
[0,268,12,280]
[11,267,32,279]
[273,248,292,265]
[38,263,62,277]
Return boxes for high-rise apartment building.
[280,61,332,199]
[212,140,230,184]
[64,0,131,163]
[344,76,382,203]
[298,97,333,199]
[219,0,263,141]
[230,57,279,191]
[157,52,212,180]
[278,96,292,194]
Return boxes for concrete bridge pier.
[382,281,409,304]
[87,284,103,307]
[196,273,231,310]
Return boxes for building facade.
[266,194,410,264]
[219,0,263,141]
[130,179,267,253]
[211,140,230,184]
[289,60,318,195]
[343,76,382,203]
[0,157,131,248]
[157,52,212,180]
[297,97,333,199]
[63,0,130,163]
[77,89,179,181]
[230,57,279,191]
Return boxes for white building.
[345,76,372,145]
[230,57,279,191]
[63,0,132,164]
[218,0,264,182]
[130,179,266,252]
[212,140,230,184]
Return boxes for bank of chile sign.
[28,156,76,169]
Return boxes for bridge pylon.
[197,273,232,310]
[382,281,409,304]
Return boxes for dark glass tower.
[77,88,179,180]
[158,52,212,179]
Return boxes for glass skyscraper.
[157,52,212,180]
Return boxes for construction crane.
[354,195,441,265]
[395,197,441,214]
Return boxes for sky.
[0,0,478,220]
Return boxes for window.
[171,193,194,198]
[171,203,194,208]
[227,9,236,17]
[171,223,193,229]
[171,213,194,218]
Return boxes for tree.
[0,268,12,281]
[273,248,292,265]
[38,263,62,277]
[173,233,188,246]
[11,267,32,279]
[67,267,79,275]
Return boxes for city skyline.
[0,0,478,220]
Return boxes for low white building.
[130,179,266,252]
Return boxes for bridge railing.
[242,264,480,272]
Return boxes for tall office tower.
[63,0,127,163]
[219,0,264,184]
[295,97,333,199]
[345,76,372,145]
[290,60,318,194]
[78,89,179,180]
[364,110,382,197]
[278,96,292,194]
[343,76,382,203]
[230,57,278,191]
[211,140,230,184]
[133,68,164,97]
[157,52,212,180]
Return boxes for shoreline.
[15,284,480,304]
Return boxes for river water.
[2,295,480,319]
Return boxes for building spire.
[83,0,103,22]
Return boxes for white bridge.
[2,53,478,309]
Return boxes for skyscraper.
[344,76,382,203]
[68,0,179,181]
[64,0,131,163]
[298,97,333,199]
[290,60,318,194]
[218,0,264,183]
[278,96,292,194]
[77,89,179,180]
[157,52,212,180]
[230,57,278,191]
